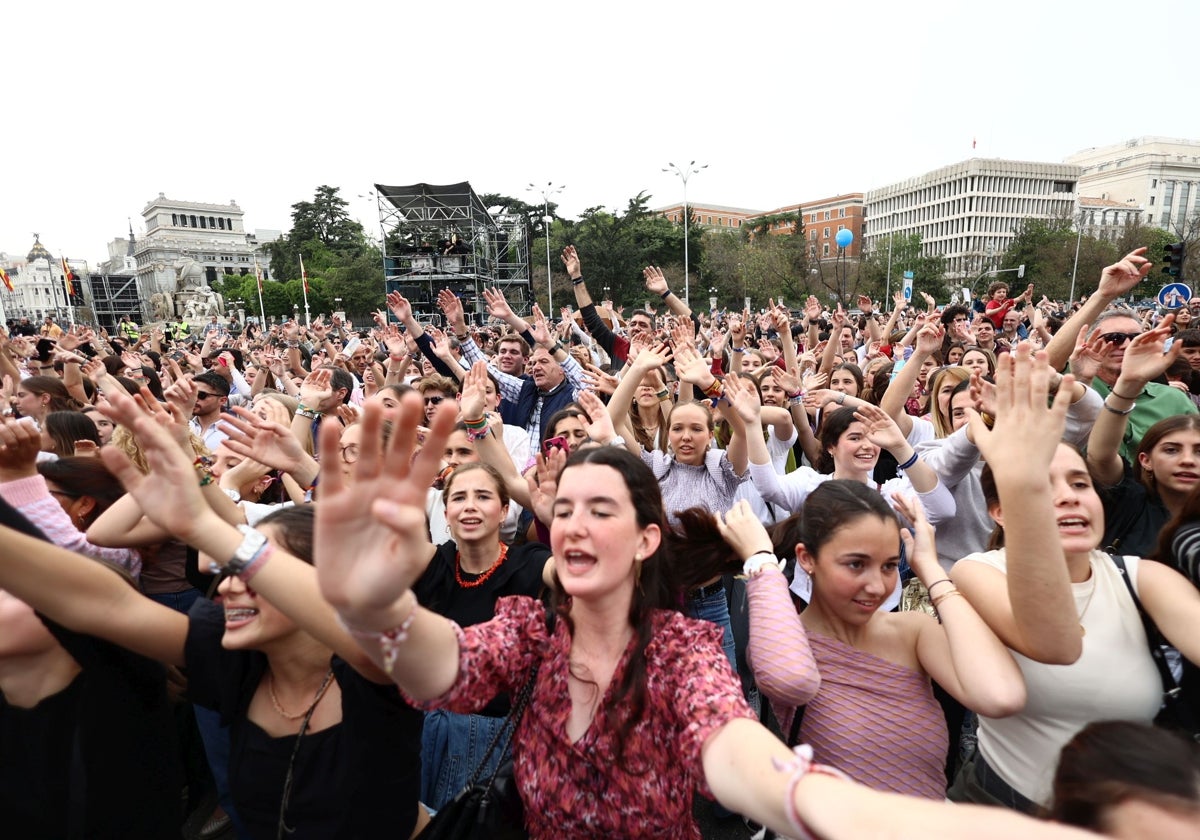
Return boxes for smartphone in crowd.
[542,436,570,458]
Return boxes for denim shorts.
[421,709,510,811]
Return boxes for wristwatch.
[209,525,269,575]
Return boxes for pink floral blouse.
[422,595,755,839]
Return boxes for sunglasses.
[1098,332,1140,346]
[424,396,445,406]
[195,391,219,400]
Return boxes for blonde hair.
[110,425,209,474]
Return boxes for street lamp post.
[1068,210,1085,307]
[663,161,708,307]
[526,182,564,313]
[709,285,718,313]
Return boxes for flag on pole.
[254,256,263,293]
[300,254,309,295]
[60,257,79,299]
[0,267,12,293]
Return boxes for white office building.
[864,158,1080,279]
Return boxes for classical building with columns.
[133,194,277,297]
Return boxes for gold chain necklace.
[268,668,336,721]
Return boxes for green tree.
[999,218,1119,302]
[545,193,685,309]
[858,233,948,304]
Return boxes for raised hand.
[892,494,941,585]
[314,394,458,624]
[576,389,618,443]
[716,499,775,561]
[560,245,581,279]
[1097,248,1154,299]
[857,294,874,314]
[96,386,214,540]
[1067,323,1108,382]
[772,365,801,398]
[581,364,619,396]
[671,344,713,387]
[854,402,907,453]
[967,344,1074,473]
[527,446,568,528]
[1117,314,1181,385]
[528,304,553,346]
[459,361,490,420]
[723,374,763,425]
[482,287,515,322]
[299,369,333,410]
[221,406,313,476]
[643,266,669,296]
[386,291,413,324]
[914,323,945,356]
[804,295,822,322]
[436,289,466,330]
[671,315,697,350]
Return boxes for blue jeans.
[685,583,737,676]
[421,709,510,811]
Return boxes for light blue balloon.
[835,229,854,248]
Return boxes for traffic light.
[1164,242,1186,277]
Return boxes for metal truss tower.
[375,182,531,324]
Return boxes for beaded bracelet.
[776,744,850,840]
[194,455,215,487]
[338,596,419,675]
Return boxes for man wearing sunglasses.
[189,371,231,452]
[1045,248,1197,461]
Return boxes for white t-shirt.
[733,424,799,526]
[958,549,1162,804]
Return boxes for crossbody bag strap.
[1110,556,1179,696]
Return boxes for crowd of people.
[0,243,1198,839]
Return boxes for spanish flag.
[0,266,12,293]
[61,257,79,299]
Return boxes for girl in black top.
[0,398,427,840]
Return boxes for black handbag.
[1111,556,1200,741]
[417,662,538,840]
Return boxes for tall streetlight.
[663,161,707,306]
[527,182,564,312]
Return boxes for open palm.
[315,395,456,622]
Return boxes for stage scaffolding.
[375,182,531,324]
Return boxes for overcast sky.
[6,0,1197,266]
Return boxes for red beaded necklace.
[455,543,509,588]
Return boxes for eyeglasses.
[424,396,445,406]
[1099,332,1140,346]
[339,444,360,464]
